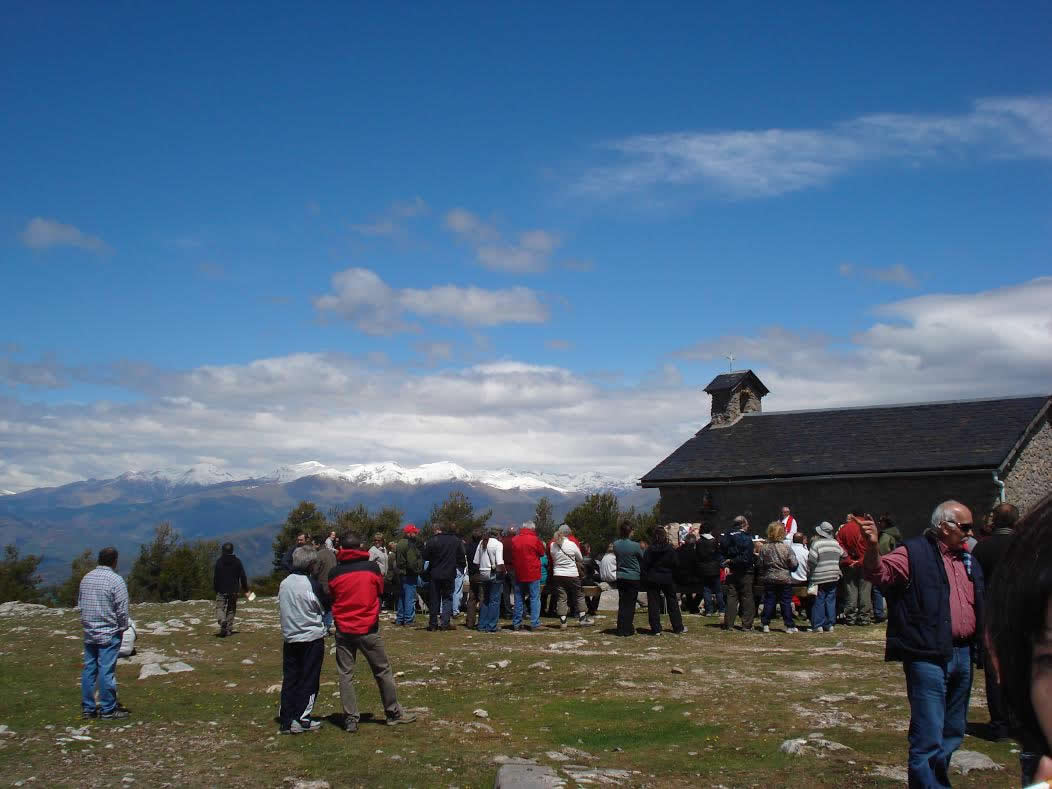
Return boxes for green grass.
[0,603,1021,787]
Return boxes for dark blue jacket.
[884,534,984,665]
[719,529,755,572]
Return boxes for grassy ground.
[0,600,1018,788]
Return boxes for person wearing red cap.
[394,524,424,626]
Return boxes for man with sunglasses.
[861,501,985,789]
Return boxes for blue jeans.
[82,634,122,714]
[452,568,465,615]
[761,583,794,629]
[812,582,838,631]
[397,577,418,624]
[903,646,972,789]
[513,580,541,628]
[478,576,502,632]
[701,576,724,614]
[873,586,886,621]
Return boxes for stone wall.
[657,472,1000,539]
[1003,412,1052,515]
[710,384,762,427]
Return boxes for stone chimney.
[703,370,769,428]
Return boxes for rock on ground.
[780,733,852,756]
[950,749,1003,774]
[871,764,908,783]
[494,760,565,789]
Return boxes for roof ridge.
[743,392,1049,417]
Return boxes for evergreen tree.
[0,544,43,603]
[534,496,555,540]
[563,493,620,553]
[54,549,95,607]
[426,490,491,536]
[272,501,327,573]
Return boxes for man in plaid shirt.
[79,547,130,719]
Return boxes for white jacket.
[551,538,582,578]
[472,537,504,579]
[278,572,326,643]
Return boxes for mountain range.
[0,461,656,582]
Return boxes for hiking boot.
[343,718,359,734]
[386,711,418,726]
[100,708,130,720]
[559,617,568,629]
[290,719,322,734]
[82,709,98,719]
[578,616,594,626]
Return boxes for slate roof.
[704,370,769,396]
[641,395,1049,485]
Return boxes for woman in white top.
[549,525,593,629]
[472,527,504,632]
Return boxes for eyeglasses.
[942,520,974,532]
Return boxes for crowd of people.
[74,493,1052,787]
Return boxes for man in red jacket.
[510,522,546,631]
[836,510,873,626]
[328,533,417,733]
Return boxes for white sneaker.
[579,616,595,626]
[786,628,799,633]
[762,625,770,633]
[290,719,322,734]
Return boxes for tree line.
[0,490,660,605]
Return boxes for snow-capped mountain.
[266,460,637,493]
[0,489,15,496]
[117,464,240,489]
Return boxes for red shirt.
[865,541,976,640]
[836,519,869,568]
[510,531,546,583]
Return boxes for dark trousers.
[983,665,1009,733]
[616,579,639,636]
[279,637,325,729]
[646,582,683,634]
[724,569,755,629]
[428,577,454,628]
[680,589,702,614]
[761,582,794,629]
[464,575,482,629]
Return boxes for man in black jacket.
[971,501,1019,741]
[214,542,249,637]
[422,523,467,631]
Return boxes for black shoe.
[441,624,455,631]
[344,718,359,733]
[82,709,98,719]
[100,709,130,720]
[426,625,438,632]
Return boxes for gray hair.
[292,545,317,571]
[930,500,964,531]
[521,521,536,530]
[556,524,571,537]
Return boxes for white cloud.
[444,208,561,273]
[839,263,919,288]
[314,267,549,334]
[20,217,110,253]
[578,95,1052,199]
[3,279,1049,492]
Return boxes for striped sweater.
[807,537,844,585]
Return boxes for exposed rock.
[0,602,62,617]
[670,667,685,675]
[545,640,587,652]
[528,661,551,671]
[474,709,490,718]
[286,781,330,789]
[495,659,511,668]
[545,751,570,762]
[165,661,194,674]
[494,759,565,788]
[0,724,14,736]
[950,749,1003,775]
[650,705,664,712]
[561,766,631,784]
[871,764,908,783]
[138,663,167,680]
[266,684,282,693]
[559,747,597,761]
[241,659,255,665]
[779,733,852,756]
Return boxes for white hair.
[292,545,317,571]
[930,500,964,530]
[521,521,536,530]
[556,524,571,536]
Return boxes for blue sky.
[2,2,1050,490]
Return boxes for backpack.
[720,531,754,572]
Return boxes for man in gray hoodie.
[278,546,330,734]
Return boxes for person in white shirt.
[549,525,594,629]
[599,544,617,588]
[788,533,811,628]
[367,533,389,577]
[472,527,505,632]
[780,506,799,545]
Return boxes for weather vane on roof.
[725,353,735,372]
